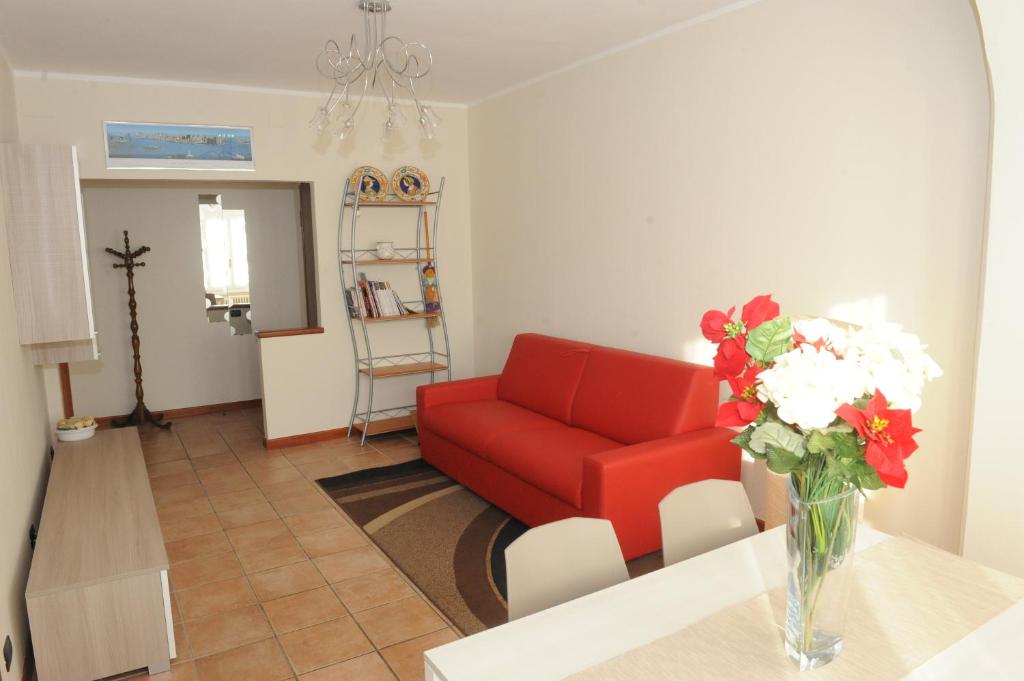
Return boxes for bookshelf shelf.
[364,312,441,323]
[351,414,417,436]
[358,361,448,378]
[341,258,432,266]
[344,200,437,208]
[339,176,451,445]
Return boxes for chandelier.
[311,0,440,141]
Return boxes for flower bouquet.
[700,295,941,669]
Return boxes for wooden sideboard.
[26,427,174,681]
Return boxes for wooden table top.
[568,536,1024,681]
[425,526,1024,681]
[26,427,168,597]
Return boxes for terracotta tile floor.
[110,408,458,681]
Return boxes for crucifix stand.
[106,230,171,429]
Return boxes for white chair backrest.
[659,479,758,566]
[505,517,629,621]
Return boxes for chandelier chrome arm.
[312,0,438,141]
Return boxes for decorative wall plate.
[350,166,388,201]
[391,166,430,202]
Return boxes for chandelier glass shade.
[312,0,441,141]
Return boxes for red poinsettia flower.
[702,294,780,378]
[700,295,781,343]
[741,294,780,331]
[716,366,764,427]
[701,306,737,343]
[713,336,748,378]
[836,390,921,488]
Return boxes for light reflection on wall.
[680,337,715,366]
[827,295,888,326]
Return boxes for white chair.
[658,479,758,566]
[505,517,629,621]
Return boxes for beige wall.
[0,48,51,681]
[468,0,990,551]
[72,181,305,417]
[963,0,1024,576]
[13,76,476,439]
[0,47,16,141]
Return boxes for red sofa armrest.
[581,427,741,559]
[416,375,500,412]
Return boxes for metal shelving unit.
[339,176,451,444]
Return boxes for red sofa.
[415,333,740,559]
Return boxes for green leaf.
[820,423,855,435]
[807,424,856,455]
[824,453,856,483]
[756,402,778,425]
[748,422,806,459]
[766,446,803,474]
[745,318,793,363]
[831,431,862,460]
[807,430,835,455]
[820,450,884,491]
[731,427,760,458]
[852,462,885,490]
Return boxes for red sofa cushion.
[420,398,562,454]
[571,346,718,444]
[419,428,581,528]
[497,334,592,423]
[484,427,621,507]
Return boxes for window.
[191,184,316,336]
[199,194,252,335]
[199,196,249,302]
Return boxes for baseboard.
[265,427,349,449]
[96,398,262,428]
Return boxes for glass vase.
[784,477,860,670]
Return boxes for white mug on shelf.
[376,241,396,259]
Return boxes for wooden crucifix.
[106,230,171,429]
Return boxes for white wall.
[963,0,1024,576]
[13,76,475,439]
[0,47,52,681]
[71,181,305,417]
[468,0,990,552]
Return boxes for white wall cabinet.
[0,143,98,363]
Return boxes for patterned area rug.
[317,460,661,634]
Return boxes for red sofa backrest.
[570,346,718,444]
[497,334,592,423]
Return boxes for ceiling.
[0,0,743,103]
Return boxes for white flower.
[757,345,868,430]
[844,323,942,412]
[792,318,850,354]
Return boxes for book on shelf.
[392,290,409,315]
[357,274,377,317]
[349,274,416,319]
[344,287,360,318]
[366,279,381,316]
[378,281,398,316]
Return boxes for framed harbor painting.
[103,121,254,170]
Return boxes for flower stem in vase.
[786,470,859,670]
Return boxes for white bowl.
[56,424,98,442]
